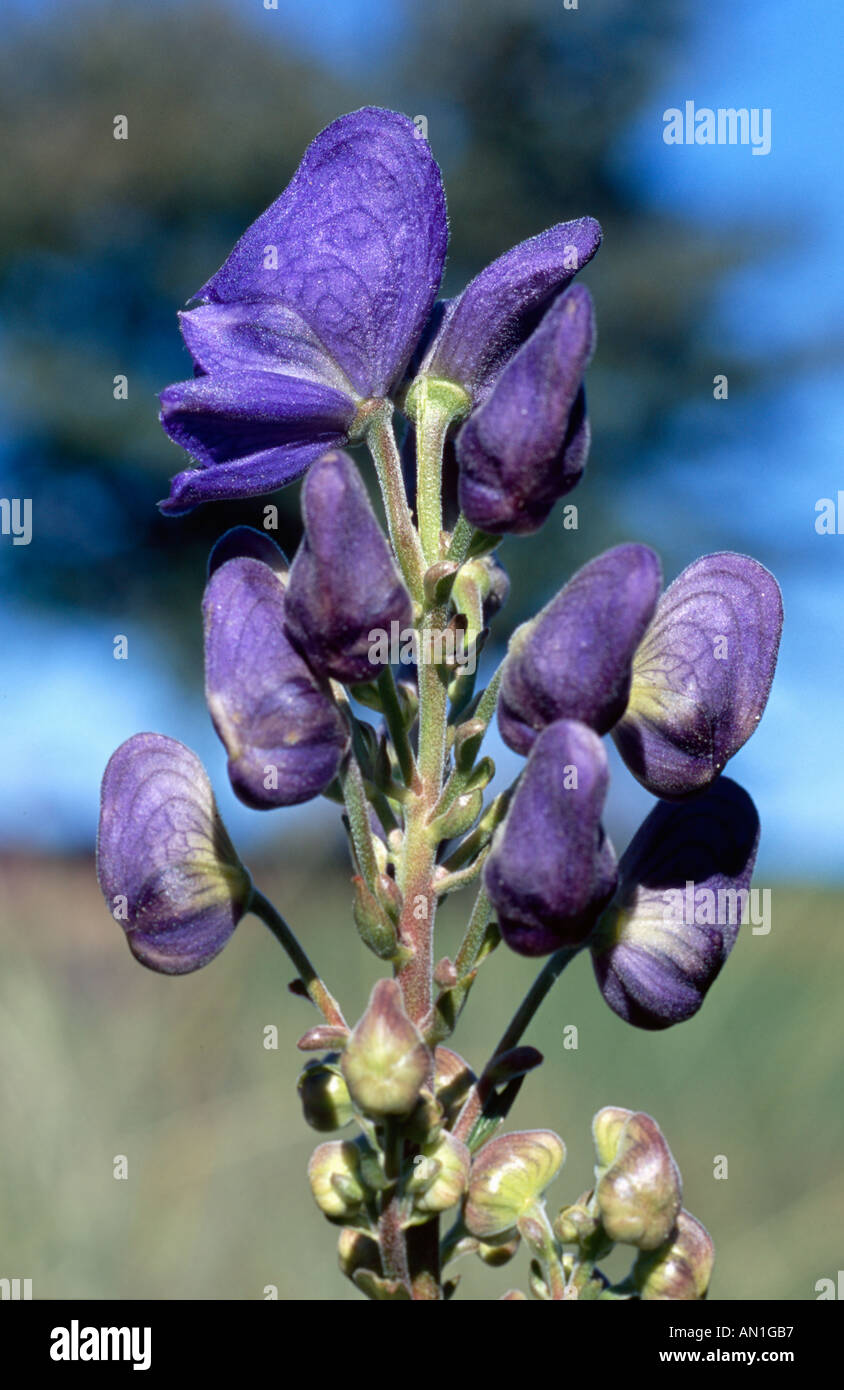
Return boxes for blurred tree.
[0,0,773,663]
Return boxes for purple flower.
[590,777,760,1029]
[419,217,602,402]
[455,285,595,534]
[484,719,618,956]
[203,554,349,808]
[613,552,783,798]
[97,734,251,974]
[283,450,412,684]
[498,544,662,755]
[159,108,448,513]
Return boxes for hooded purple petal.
[499,544,662,755]
[456,285,596,535]
[177,300,359,395]
[284,450,413,685]
[422,217,601,400]
[197,107,447,399]
[590,778,760,1029]
[159,373,355,514]
[203,556,349,808]
[484,719,618,956]
[613,552,783,798]
[97,734,251,975]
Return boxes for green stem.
[412,379,469,564]
[366,404,425,602]
[250,889,347,1029]
[377,667,419,791]
[452,946,581,1143]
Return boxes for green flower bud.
[404,1088,444,1146]
[478,1232,521,1267]
[337,1228,382,1282]
[433,1047,476,1126]
[307,1140,365,1219]
[633,1210,715,1300]
[464,1130,566,1241]
[341,979,431,1118]
[593,1108,682,1251]
[554,1198,598,1246]
[411,1132,471,1215]
[297,1054,354,1132]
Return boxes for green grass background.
[1,845,842,1301]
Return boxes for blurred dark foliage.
[0,0,775,673]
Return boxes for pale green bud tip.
[464,1129,566,1241]
[341,979,431,1118]
[297,1055,354,1132]
[411,1132,471,1215]
[592,1106,634,1168]
[307,1140,365,1219]
[594,1110,682,1251]
[634,1210,715,1300]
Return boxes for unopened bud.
[341,979,431,1118]
[337,1228,381,1282]
[554,1199,598,1245]
[633,1210,715,1301]
[411,1132,471,1215]
[433,1047,476,1126]
[307,1140,365,1219]
[478,1232,521,1266]
[593,1108,682,1251]
[297,1055,354,1132]
[464,1130,565,1240]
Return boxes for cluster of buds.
[95,107,781,1300]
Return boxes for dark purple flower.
[419,217,602,402]
[484,719,618,956]
[159,108,448,513]
[498,544,662,756]
[613,552,783,798]
[590,777,760,1029]
[283,450,413,684]
[203,555,349,808]
[97,734,251,974]
[455,285,595,534]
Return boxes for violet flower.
[97,733,251,974]
[484,719,618,956]
[498,544,662,755]
[283,450,412,684]
[613,552,783,798]
[590,777,760,1029]
[203,554,349,808]
[159,108,448,513]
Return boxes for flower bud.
[284,450,413,685]
[341,979,431,1118]
[97,734,251,974]
[433,1047,476,1126]
[203,556,349,808]
[554,1200,598,1246]
[478,1233,521,1266]
[464,1130,565,1241]
[307,1140,365,1219]
[456,286,595,535]
[297,1055,354,1132]
[410,1132,471,1215]
[613,552,782,798]
[633,1210,715,1300]
[590,778,760,1029]
[484,720,617,956]
[337,1228,381,1282]
[592,1108,682,1251]
[498,544,662,755]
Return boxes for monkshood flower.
[484,719,618,956]
[97,733,251,974]
[284,450,412,684]
[159,108,448,513]
[417,216,602,405]
[464,1130,566,1242]
[590,777,760,1029]
[613,552,783,799]
[455,285,595,535]
[203,552,349,808]
[632,1210,715,1300]
[498,544,662,755]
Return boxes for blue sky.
[1,0,842,877]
